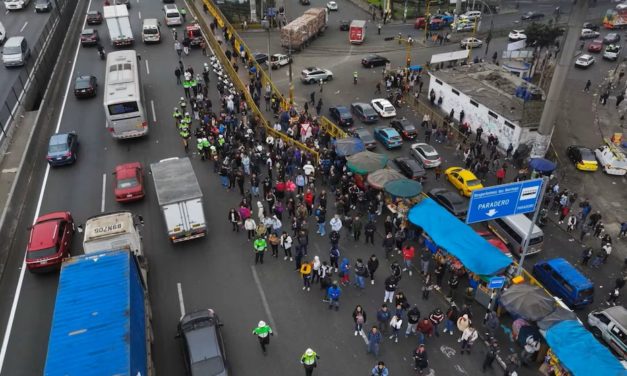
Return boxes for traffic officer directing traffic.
[300,348,320,376]
[252,321,273,354]
[253,237,267,264]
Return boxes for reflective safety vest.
[173,110,182,119]
[201,138,210,148]
[183,80,191,89]
[179,128,190,138]
[353,71,358,78]
[190,79,197,88]
[252,325,272,338]
[253,238,267,252]
[197,139,204,151]
[182,116,192,125]
[218,137,225,146]
[301,351,317,365]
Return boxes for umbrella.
[384,179,422,198]
[537,307,577,330]
[334,137,365,157]
[500,284,556,321]
[367,168,405,189]
[529,158,556,173]
[346,151,388,175]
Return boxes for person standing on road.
[366,326,382,357]
[482,338,499,371]
[252,321,273,354]
[371,361,388,376]
[300,258,313,291]
[367,254,379,285]
[429,308,445,337]
[383,275,398,303]
[354,258,369,289]
[353,215,363,241]
[300,348,320,376]
[389,314,403,343]
[413,344,429,374]
[175,67,182,85]
[459,322,478,355]
[244,216,257,241]
[404,305,421,337]
[365,220,376,245]
[327,281,341,310]
[376,304,391,334]
[253,237,267,265]
[584,79,591,92]
[402,245,415,276]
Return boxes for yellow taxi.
[567,145,598,172]
[444,167,484,197]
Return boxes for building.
[427,63,545,151]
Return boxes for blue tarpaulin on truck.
[408,198,512,276]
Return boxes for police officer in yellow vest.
[183,79,191,99]
[300,348,320,376]
[172,107,182,127]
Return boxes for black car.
[46,132,78,167]
[300,0,310,4]
[428,188,468,218]
[350,102,378,123]
[350,127,376,150]
[390,118,417,140]
[34,0,52,12]
[582,22,599,31]
[74,75,97,98]
[394,157,425,180]
[329,106,353,127]
[361,54,390,68]
[177,309,228,376]
[253,52,269,65]
[340,20,350,31]
[521,11,544,20]
[86,10,103,25]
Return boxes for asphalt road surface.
[0,0,624,376]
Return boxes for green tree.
[524,22,564,48]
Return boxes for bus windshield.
[108,101,139,116]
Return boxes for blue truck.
[44,250,153,376]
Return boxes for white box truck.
[150,157,207,243]
[104,5,133,47]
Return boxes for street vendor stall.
[383,179,423,215]
[333,137,365,157]
[366,168,405,189]
[346,151,388,175]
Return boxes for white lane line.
[138,11,141,20]
[0,0,93,371]
[19,22,28,33]
[145,59,150,75]
[177,283,186,319]
[360,332,368,344]
[250,265,278,337]
[101,173,106,213]
[150,100,156,122]
[5,10,9,15]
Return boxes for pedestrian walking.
[174,67,182,84]
[405,305,421,337]
[606,288,620,306]
[413,344,429,374]
[429,308,444,337]
[376,304,391,334]
[301,259,313,291]
[312,256,321,284]
[367,254,379,285]
[402,245,415,276]
[174,40,182,57]
[382,233,394,259]
[420,248,431,275]
[579,247,592,266]
[443,305,458,335]
[339,258,351,285]
[591,249,605,269]
[352,305,367,336]
[365,220,376,244]
[417,318,434,344]
[353,215,363,241]
[252,321,273,354]
[268,232,280,257]
[389,314,402,343]
[281,231,293,261]
[482,338,499,371]
[354,258,369,289]
[459,323,478,354]
[383,275,398,303]
[300,348,320,376]
[371,361,388,376]
[584,79,591,92]
[448,273,459,299]
[366,326,382,356]
[253,237,267,264]
[326,281,341,310]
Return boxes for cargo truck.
[281,7,327,51]
[150,157,207,242]
[104,5,133,47]
[349,20,366,44]
[44,250,154,376]
[83,211,148,282]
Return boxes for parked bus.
[104,50,148,139]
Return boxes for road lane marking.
[101,173,106,213]
[19,22,27,33]
[150,100,156,122]
[250,265,278,337]
[360,331,368,344]
[145,59,150,75]
[177,283,186,319]
[0,0,93,371]
[138,11,141,20]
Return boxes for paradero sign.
[466,179,543,224]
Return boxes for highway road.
[0,0,624,375]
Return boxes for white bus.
[104,50,148,139]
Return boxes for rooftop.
[430,63,546,127]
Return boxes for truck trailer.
[44,250,153,376]
[104,5,133,46]
[280,8,327,51]
[150,157,207,243]
[349,20,366,44]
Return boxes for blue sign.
[487,276,506,289]
[267,7,276,17]
[466,179,543,224]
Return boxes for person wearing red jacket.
[416,318,434,345]
[402,245,415,276]
[304,189,314,216]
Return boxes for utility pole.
[532,0,588,158]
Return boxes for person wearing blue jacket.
[371,361,389,376]
[327,281,341,311]
[339,258,350,286]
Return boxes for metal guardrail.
[190,0,321,163]
[0,0,77,149]
[199,0,347,140]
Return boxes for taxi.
[444,167,484,197]
[567,145,598,172]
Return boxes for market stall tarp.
[384,179,422,198]
[500,284,556,322]
[367,169,405,189]
[537,307,577,330]
[529,158,556,173]
[545,320,626,376]
[346,151,388,175]
[333,137,365,157]
[408,198,512,276]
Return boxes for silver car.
[460,37,483,49]
[301,67,333,84]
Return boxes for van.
[2,36,30,67]
[533,258,594,308]
[142,18,161,43]
[488,214,543,257]
[163,4,182,26]
[464,10,482,21]
[588,306,627,360]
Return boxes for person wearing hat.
[252,320,273,354]
[300,348,320,376]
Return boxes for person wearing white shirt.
[330,215,342,232]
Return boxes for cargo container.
[280,8,327,51]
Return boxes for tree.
[524,22,564,49]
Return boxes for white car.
[4,0,31,10]
[508,30,527,41]
[370,98,396,118]
[580,28,601,40]
[603,44,621,60]
[594,145,627,175]
[574,54,595,68]
[463,10,482,21]
[460,37,483,49]
[326,1,338,10]
[270,53,291,69]
[617,2,627,10]
[410,143,442,168]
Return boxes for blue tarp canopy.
[408,198,513,276]
[409,65,423,71]
[545,320,625,376]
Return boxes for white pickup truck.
[594,144,627,176]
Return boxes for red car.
[26,212,74,272]
[476,230,513,258]
[113,162,145,202]
[588,39,603,53]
